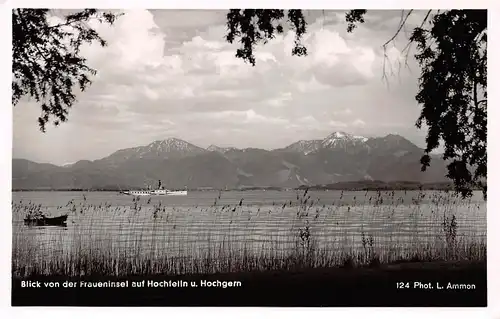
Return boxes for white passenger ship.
[122,180,187,196]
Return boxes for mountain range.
[12,131,450,190]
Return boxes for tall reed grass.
[12,190,486,278]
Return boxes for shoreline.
[11,181,473,192]
[12,260,487,307]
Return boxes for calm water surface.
[12,190,487,258]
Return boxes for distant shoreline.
[11,180,483,192]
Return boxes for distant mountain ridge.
[280,140,322,155]
[206,145,239,153]
[321,131,368,149]
[97,138,207,165]
[13,131,450,190]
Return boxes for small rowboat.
[24,214,68,227]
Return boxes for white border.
[2,1,499,319]
[3,0,500,9]
[487,7,500,319]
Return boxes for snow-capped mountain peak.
[353,135,368,142]
[321,131,368,150]
[332,131,347,138]
[207,145,221,152]
[103,138,206,163]
[147,138,196,152]
[283,139,322,155]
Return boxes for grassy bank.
[12,233,486,278]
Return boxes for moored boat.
[24,213,68,227]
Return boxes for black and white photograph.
[8,5,491,309]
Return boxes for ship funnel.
[158,180,162,189]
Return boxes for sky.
[13,9,437,165]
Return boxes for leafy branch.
[12,9,122,132]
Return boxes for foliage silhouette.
[225,9,487,199]
[12,9,121,132]
[226,9,307,66]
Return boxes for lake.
[12,190,487,274]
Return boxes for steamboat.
[122,180,187,196]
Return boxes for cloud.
[200,109,288,125]
[295,76,330,93]
[334,108,353,116]
[329,120,348,128]
[267,92,293,107]
[14,9,430,164]
[352,119,366,127]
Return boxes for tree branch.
[382,9,414,48]
[402,10,433,68]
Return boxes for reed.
[12,190,486,278]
